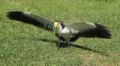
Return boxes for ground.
[0,0,120,66]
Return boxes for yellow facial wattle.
[54,21,58,28]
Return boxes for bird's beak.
[54,21,58,28]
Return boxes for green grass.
[0,0,120,66]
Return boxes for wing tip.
[7,11,23,19]
[7,11,31,19]
[95,23,111,39]
[78,23,111,39]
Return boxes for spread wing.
[67,22,111,38]
[7,11,54,31]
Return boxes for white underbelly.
[60,28,70,39]
[61,27,70,33]
[54,27,74,40]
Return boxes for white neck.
[54,23,63,33]
[58,23,63,32]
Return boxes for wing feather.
[67,22,111,38]
[7,11,54,31]
[67,22,96,33]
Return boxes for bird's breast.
[55,27,79,41]
[55,27,70,40]
[60,27,70,33]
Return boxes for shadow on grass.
[33,38,108,56]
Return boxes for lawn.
[0,0,120,66]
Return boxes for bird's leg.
[67,38,70,48]
[57,38,61,49]
[67,29,71,48]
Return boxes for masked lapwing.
[7,11,111,48]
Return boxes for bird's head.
[54,20,64,29]
[54,21,59,28]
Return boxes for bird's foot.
[57,40,71,48]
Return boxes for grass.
[0,0,120,66]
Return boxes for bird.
[7,11,111,48]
